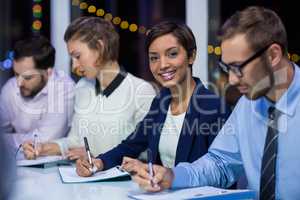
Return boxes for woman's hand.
[75,158,104,177]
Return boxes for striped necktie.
[259,106,280,200]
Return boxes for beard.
[20,76,47,98]
[245,59,275,100]
[246,84,272,100]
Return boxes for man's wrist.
[166,168,175,189]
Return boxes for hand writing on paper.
[121,156,174,192]
[121,156,145,175]
[76,158,104,177]
[22,141,43,160]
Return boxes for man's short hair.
[13,35,56,70]
[218,6,288,55]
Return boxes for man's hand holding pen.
[22,134,42,160]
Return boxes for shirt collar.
[38,69,57,96]
[255,63,300,117]
[276,63,300,116]
[95,66,127,97]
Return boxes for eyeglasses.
[16,73,42,81]
[14,70,46,81]
[218,44,272,77]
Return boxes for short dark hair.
[218,6,288,55]
[145,21,197,60]
[64,16,119,63]
[13,35,55,70]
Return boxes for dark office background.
[1,0,299,103]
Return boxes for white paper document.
[58,166,129,183]
[17,155,65,167]
[128,186,255,200]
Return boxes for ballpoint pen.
[83,137,95,173]
[15,144,23,159]
[33,134,38,156]
[147,149,154,187]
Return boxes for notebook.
[128,186,256,200]
[58,166,130,183]
[17,155,65,167]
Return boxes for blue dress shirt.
[172,63,300,199]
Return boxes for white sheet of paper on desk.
[17,155,64,166]
[128,186,255,200]
[58,166,129,183]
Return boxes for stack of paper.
[58,166,129,183]
[128,186,256,200]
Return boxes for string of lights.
[208,45,300,63]
[0,0,43,70]
[72,0,147,34]
[72,0,299,63]
[1,1,299,71]
[32,0,43,32]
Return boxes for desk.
[12,165,138,200]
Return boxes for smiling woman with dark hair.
[75,21,231,178]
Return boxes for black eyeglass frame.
[218,43,273,77]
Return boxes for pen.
[83,137,94,172]
[15,144,23,159]
[147,149,154,187]
[33,134,38,156]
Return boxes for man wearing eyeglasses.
[122,6,300,199]
[0,35,75,155]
